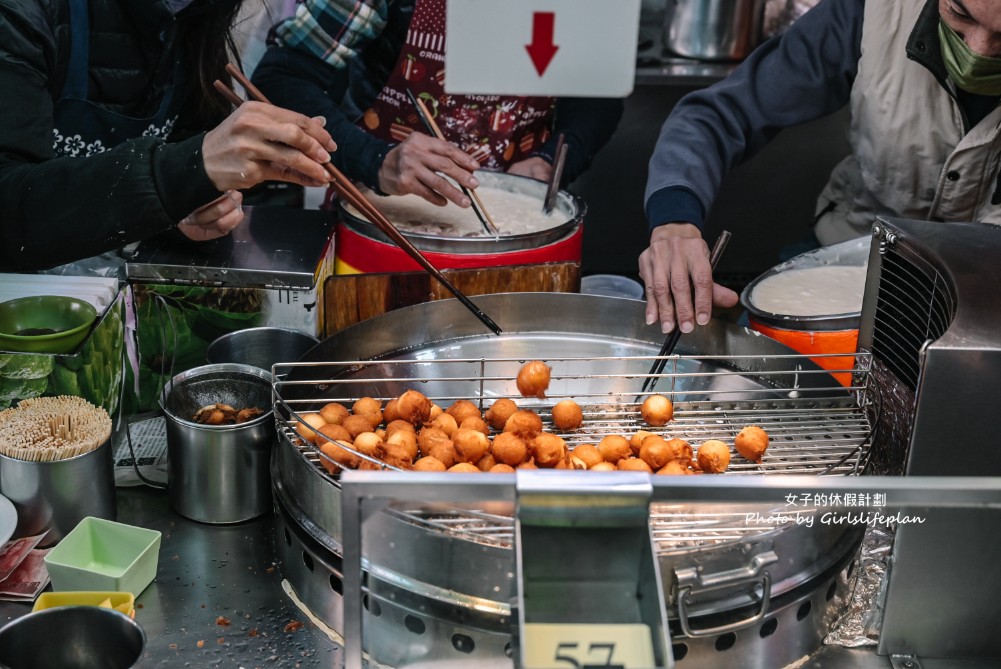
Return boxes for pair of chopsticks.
[542,133,567,214]
[640,230,732,394]
[404,89,499,236]
[215,64,502,336]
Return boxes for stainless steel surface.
[663,0,766,61]
[125,207,336,289]
[161,364,275,524]
[0,438,115,547]
[741,235,873,331]
[338,171,585,254]
[0,606,145,669]
[859,218,1001,661]
[206,327,319,372]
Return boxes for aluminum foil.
[823,522,895,647]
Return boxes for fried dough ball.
[641,395,674,426]
[429,412,458,437]
[551,400,584,431]
[572,443,603,469]
[352,397,383,428]
[448,462,481,473]
[696,440,731,473]
[590,461,616,472]
[294,413,327,444]
[382,398,400,424]
[532,433,567,468]
[316,422,352,446]
[618,457,653,473]
[428,403,443,420]
[656,460,693,476]
[629,430,656,455]
[491,432,529,467]
[639,435,675,470]
[413,456,446,472]
[488,463,516,474]
[452,428,490,464]
[555,454,585,470]
[342,414,375,440]
[318,403,349,425]
[352,432,386,460]
[735,426,769,462]
[597,434,631,464]
[417,427,451,456]
[665,437,694,462]
[446,400,482,425]
[503,409,543,439]
[386,429,419,462]
[516,360,551,399]
[375,428,386,440]
[383,439,417,468]
[385,419,416,440]
[319,440,360,474]
[396,390,432,426]
[460,416,490,437]
[426,440,458,469]
[476,453,498,472]
[484,398,518,431]
[517,459,538,470]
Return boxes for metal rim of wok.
[337,171,586,253]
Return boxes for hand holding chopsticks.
[215,65,503,337]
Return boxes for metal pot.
[664,0,767,61]
[0,607,145,669]
[206,327,318,374]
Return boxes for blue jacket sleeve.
[644,0,864,231]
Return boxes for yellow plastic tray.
[31,591,135,617]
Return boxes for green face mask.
[938,21,1001,96]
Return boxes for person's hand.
[177,191,244,241]
[201,102,336,191]
[378,132,480,207]
[507,156,552,182]
[638,223,739,334]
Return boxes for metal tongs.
[405,89,499,236]
[641,230,732,393]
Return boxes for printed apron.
[360,0,556,169]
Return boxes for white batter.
[347,187,563,237]
[751,265,868,316]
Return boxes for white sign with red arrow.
[444,0,641,98]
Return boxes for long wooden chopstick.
[215,65,503,336]
[405,90,500,236]
[542,133,567,214]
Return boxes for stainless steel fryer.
[269,293,876,668]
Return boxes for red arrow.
[525,12,559,76]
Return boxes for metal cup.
[160,363,275,524]
[0,607,145,669]
[0,438,116,547]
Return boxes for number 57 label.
[522,623,656,668]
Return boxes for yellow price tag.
[522,623,655,669]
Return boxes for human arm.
[641,0,863,333]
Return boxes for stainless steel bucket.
[0,438,115,547]
[663,0,767,61]
[0,607,145,669]
[206,327,318,374]
[160,363,275,524]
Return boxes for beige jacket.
[815,0,1001,245]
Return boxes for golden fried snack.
[656,460,693,476]
[452,428,490,464]
[428,403,443,420]
[413,456,446,472]
[641,394,674,426]
[294,413,327,444]
[618,457,653,473]
[342,414,374,440]
[484,398,518,431]
[319,440,360,474]
[352,397,383,428]
[551,400,583,431]
[555,455,586,470]
[386,429,419,462]
[572,443,603,469]
[488,463,516,474]
[460,416,490,437]
[531,433,567,468]
[385,419,416,440]
[446,400,482,425]
[352,432,386,460]
[516,360,551,399]
[426,440,457,468]
[590,461,616,472]
[318,403,349,425]
[316,422,352,446]
[597,434,631,464]
[382,398,400,423]
[665,437,694,462]
[629,430,656,455]
[491,432,529,467]
[429,412,458,437]
[503,409,543,439]
[476,453,498,472]
[397,390,432,426]
[638,435,674,470]
[517,458,539,470]
[696,440,731,473]
[448,462,481,473]
[417,427,451,456]
[735,425,769,463]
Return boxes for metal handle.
[677,571,772,638]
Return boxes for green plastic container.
[43,517,161,596]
